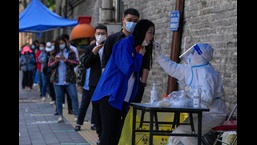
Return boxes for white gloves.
[153,41,161,55]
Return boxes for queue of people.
[19,7,228,145]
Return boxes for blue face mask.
[59,44,65,50]
[39,47,44,50]
[125,22,137,33]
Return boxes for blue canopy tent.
[19,0,78,33]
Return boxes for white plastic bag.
[167,90,193,108]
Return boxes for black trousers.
[76,87,95,125]
[93,96,122,145]
[22,71,26,89]
[22,70,33,88]
[46,72,56,101]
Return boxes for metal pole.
[167,0,185,94]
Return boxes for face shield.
[179,44,203,61]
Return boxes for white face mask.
[142,40,149,46]
[59,44,65,50]
[96,35,107,44]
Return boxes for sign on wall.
[170,10,180,31]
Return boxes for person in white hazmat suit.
[155,42,228,145]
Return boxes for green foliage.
[42,0,56,10]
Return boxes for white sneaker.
[58,116,64,123]
[41,97,46,101]
[50,101,55,105]
[33,83,38,87]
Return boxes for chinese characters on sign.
[170,10,180,31]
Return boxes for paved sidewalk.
[19,71,98,145]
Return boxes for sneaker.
[74,125,81,131]
[33,83,38,87]
[50,101,55,105]
[54,112,58,115]
[91,124,97,130]
[41,97,46,101]
[57,116,64,123]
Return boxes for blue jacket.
[91,34,143,110]
[20,53,36,71]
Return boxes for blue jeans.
[41,72,47,97]
[53,83,79,117]
[34,70,40,84]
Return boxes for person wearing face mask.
[31,40,40,87]
[156,43,228,145]
[91,19,154,145]
[60,33,78,114]
[101,8,140,70]
[38,42,49,101]
[20,45,36,91]
[48,35,80,123]
[45,41,57,106]
[34,41,45,99]
[75,25,108,145]
[100,8,154,134]
[102,7,154,103]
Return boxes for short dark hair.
[40,41,46,46]
[132,19,155,46]
[95,24,108,32]
[89,36,95,43]
[61,33,70,40]
[124,8,140,18]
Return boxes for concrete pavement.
[19,71,98,145]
